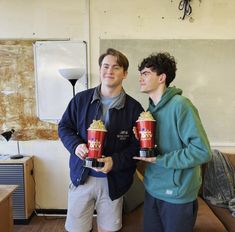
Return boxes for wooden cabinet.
[0,185,17,232]
[0,156,35,224]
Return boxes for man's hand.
[75,143,88,160]
[133,126,139,140]
[133,156,156,163]
[93,156,113,174]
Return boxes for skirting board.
[35,209,97,217]
[35,209,67,217]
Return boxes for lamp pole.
[17,141,20,155]
[68,79,78,97]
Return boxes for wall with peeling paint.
[0,0,235,209]
[0,40,58,140]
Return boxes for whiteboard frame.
[33,40,88,123]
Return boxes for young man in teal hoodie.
[134,52,212,232]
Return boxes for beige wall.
[0,0,235,209]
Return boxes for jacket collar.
[91,85,126,110]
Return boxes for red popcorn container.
[136,119,156,157]
[84,127,107,168]
[87,129,106,158]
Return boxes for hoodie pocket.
[145,165,179,197]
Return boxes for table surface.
[0,155,32,163]
[0,185,18,203]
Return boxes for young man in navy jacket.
[58,48,144,232]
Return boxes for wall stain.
[0,40,58,140]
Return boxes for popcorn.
[88,120,107,131]
[137,111,155,121]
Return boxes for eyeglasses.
[140,70,164,78]
[140,70,161,79]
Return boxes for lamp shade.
[59,67,85,97]
[1,129,15,141]
[58,68,85,80]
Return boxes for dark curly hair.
[138,52,177,87]
[99,48,129,72]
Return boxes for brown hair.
[98,48,129,71]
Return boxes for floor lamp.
[59,68,85,97]
[0,129,24,159]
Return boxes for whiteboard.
[34,40,88,123]
[100,39,235,145]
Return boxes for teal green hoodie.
[144,87,212,204]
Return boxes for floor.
[13,204,143,232]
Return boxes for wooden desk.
[0,185,17,232]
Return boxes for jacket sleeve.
[58,97,85,155]
[157,98,212,170]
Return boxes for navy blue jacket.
[58,87,144,200]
